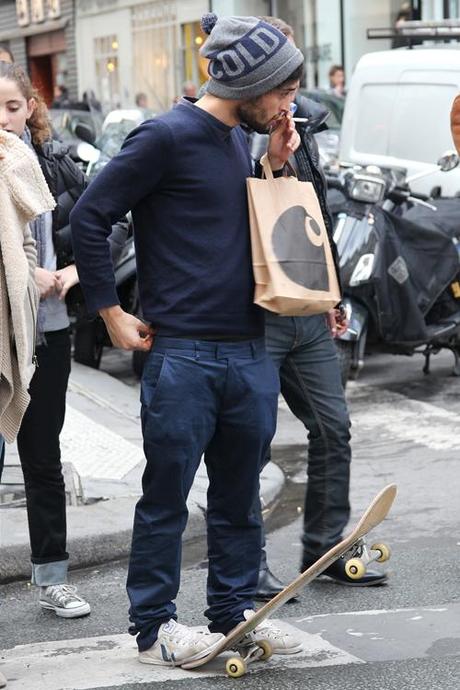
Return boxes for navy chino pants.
[127,336,279,651]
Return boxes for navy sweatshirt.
[70,100,265,338]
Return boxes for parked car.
[339,47,460,196]
[300,89,344,168]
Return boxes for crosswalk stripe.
[348,386,460,450]
[1,622,362,689]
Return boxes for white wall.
[211,0,271,16]
[343,0,393,81]
[76,8,133,106]
[315,0,342,88]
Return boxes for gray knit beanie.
[200,13,304,100]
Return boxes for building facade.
[75,0,210,112]
[2,0,459,111]
[0,0,78,104]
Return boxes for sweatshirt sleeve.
[70,119,173,314]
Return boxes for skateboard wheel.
[226,657,247,678]
[371,543,391,563]
[345,557,366,579]
[256,640,273,661]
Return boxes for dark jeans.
[16,328,71,585]
[127,336,279,651]
[262,313,351,565]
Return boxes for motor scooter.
[332,152,460,384]
[71,125,143,373]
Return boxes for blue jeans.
[127,336,279,651]
[263,313,351,564]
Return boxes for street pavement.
[1,348,459,689]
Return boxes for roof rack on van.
[368,19,460,44]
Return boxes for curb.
[0,463,285,585]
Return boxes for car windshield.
[300,90,345,130]
[95,120,140,158]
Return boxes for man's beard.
[237,103,270,134]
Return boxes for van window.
[353,84,397,155]
[389,83,458,164]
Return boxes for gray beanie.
[200,13,304,100]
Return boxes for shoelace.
[46,585,81,606]
[166,623,206,647]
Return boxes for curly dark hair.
[0,62,51,146]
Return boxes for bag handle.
[260,153,297,180]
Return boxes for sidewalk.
[0,362,293,584]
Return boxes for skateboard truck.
[343,538,391,579]
[226,640,273,678]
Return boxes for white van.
[339,48,460,196]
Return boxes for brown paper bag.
[247,153,341,316]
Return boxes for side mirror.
[74,122,96,145]
[437,150,459,172]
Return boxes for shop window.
[94,35,120,110]
[181,22,207,96]
[131,1,177,112]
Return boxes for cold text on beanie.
[199,13,304,100]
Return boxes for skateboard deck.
[182,483,397,676]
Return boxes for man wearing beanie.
[71,13,304,668]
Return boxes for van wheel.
[335,340,353,389]
[74,322,104,369]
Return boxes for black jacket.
[34,139,128,270]
[293,95,342,292]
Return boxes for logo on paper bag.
[272,206,329,290]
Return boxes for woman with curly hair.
[0,125,55,690]
[0,62,127,620]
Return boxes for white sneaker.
[0,670,6,688]
[39,585,91,619]
[239,609,303,655]
[139,619,225,667]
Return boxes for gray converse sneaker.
[239,609,303,655]
[39,585,91,619]
[139,619,225,667]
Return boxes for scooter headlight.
[348,175,385,203]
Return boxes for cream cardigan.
[0,130,55,442]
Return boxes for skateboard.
[182,483,397,677]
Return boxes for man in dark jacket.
[72,13,306,668]
[254,17,387,601]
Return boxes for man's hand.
[35,267,59,299]
[55,264,79,300]
[326,307,349,338]
[99,305,155,351]
[267,114,300,170]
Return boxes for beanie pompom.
[201,12,218,35]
